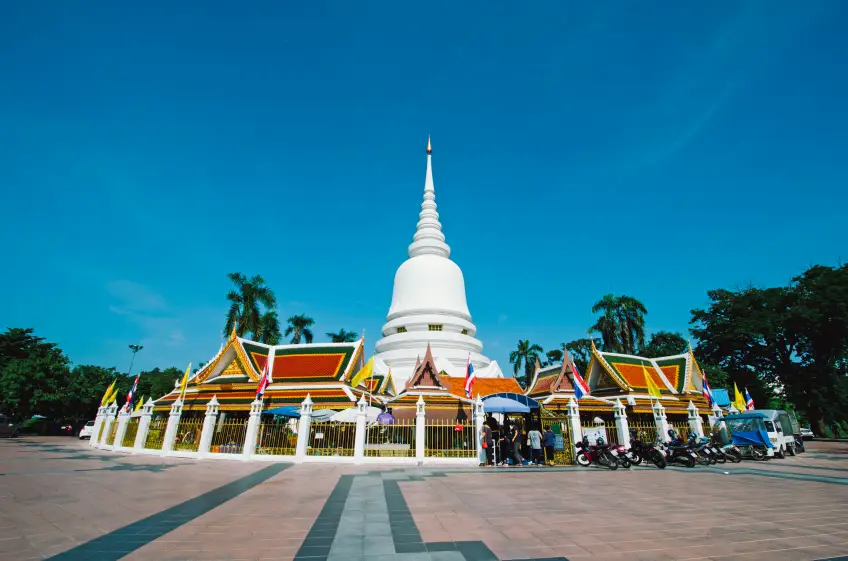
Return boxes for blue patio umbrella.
[262,406,301,418]
[482,396,530,413]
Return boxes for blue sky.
[2,1,846,376]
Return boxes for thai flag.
[701,370,714,406]
[124,374,139,411]
[744,387,755,410]
[256,359,272,399]
[464,354,476,398]
[571,360,590,400]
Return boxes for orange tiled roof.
[440,376,523,398]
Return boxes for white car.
[79,421,95,439]
[800,427,814,440]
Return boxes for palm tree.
[588,294,647,354]
[256,311,281,345]
[285,314,315,344]
[223,273,277,339]
[509,339,543,388]
[327,328,357,343]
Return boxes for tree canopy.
[589,294,647,354]
[285,314,315,344]
[640,331,688,358]
[509,339,543,388]
[327,329,358,343]
[223,272,279,343]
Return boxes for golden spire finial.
[426,135,432,155]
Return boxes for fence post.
[415,396,426,462]
[198,395,219,457]
[90,405,106,448]
[566,397,582,459]
[688,401,704,438]
[613,398,631,449]
[353,395,368,464]
[242,399,263,461]
[294,394,314,462]
[113,406,130,451]
[710,403,723,427]
[134,398,154,450]
[161,398,183,454]
[475,396,485,464]
[652,399,671,442]
[98,403,118,448]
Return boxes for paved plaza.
[1,438,847,561]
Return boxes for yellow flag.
[100,380,116,405]
[178,362,191,401]
[350,356,374,387]
[643,364,662,399]
[134,396,144,412]
[106,384,119,405]
[733,383,747,411]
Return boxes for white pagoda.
[374,138,503,387]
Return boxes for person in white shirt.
[527,426,543,465]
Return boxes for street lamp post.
[127,344,143,378]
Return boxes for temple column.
[566,397,583,460]
[242,399,263,460]
[90,406,106,448]
[353,395,368,464]
[415,396,426,462]
[113,406,130,451]
[294,395,314,463]
[198,396,219,457]
[474,396,485,464]
[161,399,183,454]
[652,399,671,443]
[98,403,118,448]
[134,398,154,450]
[688,401,705,438]
[613,398,631,449]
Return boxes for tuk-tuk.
[724,413,774,460]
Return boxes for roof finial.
[408,138,450,259]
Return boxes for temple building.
[373,138,503,386]
[583,342,712,416]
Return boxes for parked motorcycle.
[611,443,632,468]
[575,436,620,470]
[709,429,742,463]
[627,429,666,469]
[662,430,698,467]
[688,433,717,465]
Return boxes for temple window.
[461,329,468,335]
[396,327,407,334]
[428,325,443,332]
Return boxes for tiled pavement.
[1,438,848,561]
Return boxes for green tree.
[690,265,848,434]
[509,340,543,388]
[285,314,315,344]
[327,329,357,343]
[544,349,563,366]
[223,273,277,340]
[135,367,183,402]
[640,331,688,358]
[255,311,281,345]
[589,294,648,354]
[563,338,599,375]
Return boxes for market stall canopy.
[482,393,540,409]
[482,396,530,413]
[329,406,382,423]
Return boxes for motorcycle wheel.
[752,449,766,461]
[683,455,695,468]
[652,451,667,469]
[708,453,717,465]
[796,440,805,453]
[787,443,796,457]
[695,451,710,466]
[575,451,591,467]
[630,453,643,466]
[620,456,632,469]
[715,453,726,464]
[775,447,785,459]
[728,450,742,463]
[605,452,619,470]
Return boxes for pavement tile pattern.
[1,438,847,561]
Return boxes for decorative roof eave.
[596,349,680,395]
[588,345,630,392]
[340,339,365,382]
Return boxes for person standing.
[527,425,543,465]
[480,424,494,466]
[511,421,524,466]
[543,426,556,465]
